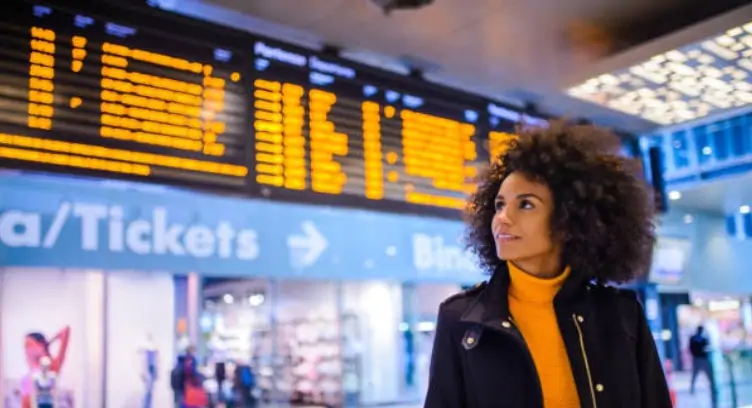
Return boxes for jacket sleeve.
[634,298,673,408]
[424,304,465,408]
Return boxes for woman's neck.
[510,255,563,279]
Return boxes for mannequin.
[140,334,159,408]
[32,356,56,408]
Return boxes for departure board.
[0,0,619,220]
[251,39,491,213]
[0,0,250,189]
[486,103,521,163]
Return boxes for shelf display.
[254,316,361,407]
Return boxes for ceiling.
[669,171,752,214]
[165,0,752,134]
[567,21,752,126]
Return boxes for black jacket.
[424,264,672,408]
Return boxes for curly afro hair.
[465,122,656,284]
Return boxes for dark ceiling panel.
[564,0,751,58]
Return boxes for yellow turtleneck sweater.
[507,261,580,408]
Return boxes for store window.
[341,281,402,405]
[0,268,105,408]
[201,278,273,404]
[275,280,340,406]
[199,278,409,407]
[105,271,176,408]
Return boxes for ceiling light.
[741,205,751,214]
[566,20,752,126]
[248,294,264,306]
[222,293,234,304]
[683,214,694,224]
[668,190,682,200]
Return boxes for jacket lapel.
[459,262,600,408]
[460,263,593,326]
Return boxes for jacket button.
[577,315,584,323]
[467,337,475,345]
[501,321,512,329]
[596,384,604,392]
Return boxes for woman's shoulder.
[437,281,487,317]
[587,282,639,304]
[587,283,644,327]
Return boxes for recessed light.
[683,214,694,224]
[740,205,751,214]
[668,191,682,200]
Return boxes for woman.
[424,123,671,407]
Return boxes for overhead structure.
[566,5,752,126]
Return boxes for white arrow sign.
[287,221,328,269]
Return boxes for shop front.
[0,172,484,407]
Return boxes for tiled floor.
[668,370,752,408]
[258,371,752,408]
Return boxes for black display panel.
[0,0,251,190]
[0,0,599,220]
[249,38,501,215]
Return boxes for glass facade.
[0,268,176,408]
[198,278,454,407]
[0,269,461,407]
[644,110,752,180]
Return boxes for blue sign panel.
[0,173,485,284]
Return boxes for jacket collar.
[460,262,592,327]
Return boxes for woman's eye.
[494,201,504,211]
[520,200,534,209]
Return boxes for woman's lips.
[495,233,521,242]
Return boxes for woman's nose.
[495,207,512,224]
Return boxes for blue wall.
[0,172,485,284]
[4,171,750,292]
[659,210,752,294]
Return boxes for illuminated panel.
[99,43,229,156]
[488,131,517,163]
[0,133,245,176]
[0,2,249,190]
[567,21,752,125]
[281,83,307,189]
[485,102,523,165]
[401,110,477,209]
[250,39,489,214]
[253,79,308,189]
[309,89,347,195]
[28,27,55,130]
[362,101,384,200]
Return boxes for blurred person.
[171,355,187,407]
[689,325,717,403]
[232,364,257,407]
[22,327,70,408]
[214,361,227,403]
[170,345,209,408]
[31,356,56,408]
[424,123,671,407]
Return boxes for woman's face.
[24,336,46,362]
[491,172,561,272]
